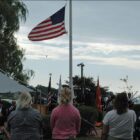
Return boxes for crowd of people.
[0,89,139,140]
[0,87,81,140]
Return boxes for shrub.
[2,100,11,109]
[77,105,98,136]
[133,104,140,112]
[96,111,103,122]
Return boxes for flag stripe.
[28,23,65,36]
[35,18,51,28]
[29,22,64,33]
[32,22,52,30]
[28,30,66,41]
[28,27,65,39]
[47,99,51,106]
[33,21,52,30]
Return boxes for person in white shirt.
[102,92,136,140]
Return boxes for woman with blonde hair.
[50,87,81,140]
[7,92,42,140]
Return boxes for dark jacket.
[7,107,42,140]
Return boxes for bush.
[2,100,11,109]
[133,104,140,112]
[96,111,103,122]
[77,105,98,136]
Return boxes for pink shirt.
[50,104,81,139]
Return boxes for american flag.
[28,6,66,41]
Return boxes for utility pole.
[77,63,85,102]
[49,73,52,78]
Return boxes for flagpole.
[57,75,62,104]
[69,0,73,103]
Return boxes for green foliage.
[96,111,103,122]
[2,100,11,109]
[0,0,33,84]
[133,104,140,112]
[72,76,96,104]
[78,105,98,136]
[70,75,110,106]
[73,76,96,88]
[0,0,27,33]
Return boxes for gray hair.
[60,87,72,104]
[16,92,32,109]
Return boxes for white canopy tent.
[0,71,33,93]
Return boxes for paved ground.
[95,127,102,138]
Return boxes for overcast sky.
[16,0,140,95]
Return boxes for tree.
[0,0,33,84]
[65,75,111,106]
[69,75,96,105]
[120,75,138,99]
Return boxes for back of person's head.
[114,92,128,114]
[16,92,32,109]
[60,87,72,104]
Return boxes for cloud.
[15,26,140,69]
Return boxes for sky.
[15,0,140,95]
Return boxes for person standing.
[50,87,81,140]
[106,94,116,112]
[7,101,16,116]
[102,92,136,140]
[7,92,42,140]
